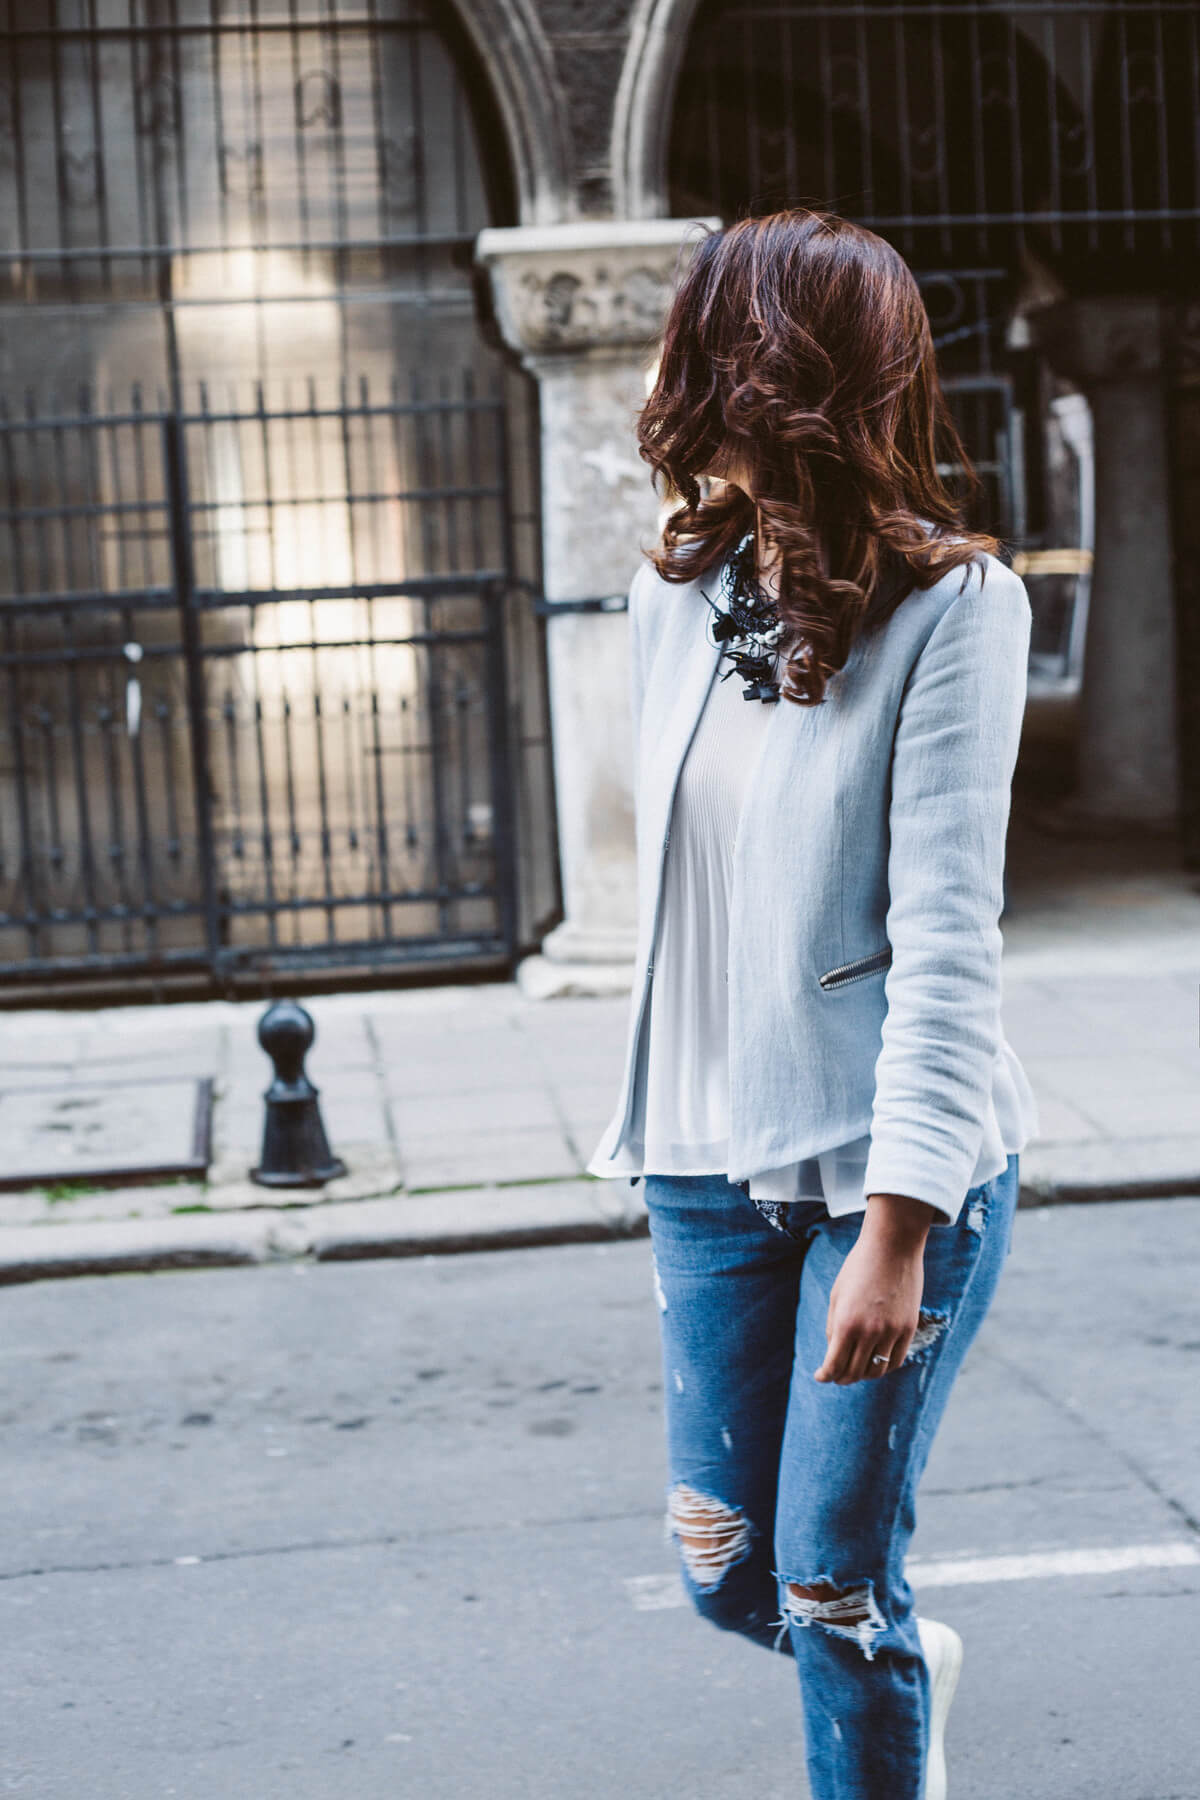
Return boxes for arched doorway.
[653,0,1197,840]
[0,0,559,991]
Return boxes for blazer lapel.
[637,576,724,875]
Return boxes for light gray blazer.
[587,542,1034,1225]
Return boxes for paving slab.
[0,1076,211,1190]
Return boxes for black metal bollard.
[251,999,347,1188]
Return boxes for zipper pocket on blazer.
[818,944,893,990]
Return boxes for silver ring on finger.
[870,1352,890,1368]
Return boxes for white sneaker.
[917,1615,963,1800]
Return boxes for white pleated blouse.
[587,636,1037,1217]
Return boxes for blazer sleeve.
[860,560,1033,1226]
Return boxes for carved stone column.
[474,218,718,997]
[1027,296,1180,830]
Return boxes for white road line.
[907,1541,1200,1588]
[624,1540,1200,1612]
[626,1574,690,1611]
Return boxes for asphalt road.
[2,1198,1199,1800]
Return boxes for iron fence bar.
[209,0,231,259]
[217,885,500,916]
[3,882,508,923]
[0,626,510,665]
[482,577,519,958]
[88,0,114,284]
[436,371,457,578]
[1042,3,1062,256]
[249,654,280,954]
[409,366,454,940]
[0,946,214,980]
[308,646,338,948]
[166,0,191,258]
[3,4,29,277]
[528,595,629,617]
[462,369,486,579]
[0,291,493,318]
[737,3,1200,13]
[1153,2,1171,252]
[0,395,42,961]
[1117,8,1135,253]
[184,398,504,426]
[156,682,184,869]
[1,884,498,939]
[178,480,505,512]
[341,372,392,940]
[817,10,831,235]
[488,371,520,956]
[931,6,952,260]
[0,930,510,981]
[0,594,169,622]
[1192,12,1200,248]
[0,499,167,522]
[1006,9,1025,262]
[120,590,165,964]
[47,0,71,302]
[967,4,986,257]
[3,295,488,330]
[0,16,433,39]
[671,208,1200,227]
[59,606,102,958]
[1,611,39,961]
[207,934,510,976]
[280,689,301,874]
[247,0,269,278]
[36,700,64,900]
[0,410,167,434]
[325,0,352,303]
[163,412,221,976]
[893,7,914,258]
[191,579,506,603]
[98,680,134,953]
[4,234,476,264]
[1080,8,1100,253]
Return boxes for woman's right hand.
[813,1194,934,1385]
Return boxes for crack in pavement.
[976,1341,1200,1540]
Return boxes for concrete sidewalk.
[1,816,1198,1283]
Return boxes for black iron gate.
[0,372,523,985]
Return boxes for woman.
[586,209,1037,1800]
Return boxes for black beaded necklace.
[701,529,788,704]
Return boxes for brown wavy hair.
[637,208,1002,705]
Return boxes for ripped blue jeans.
[643,1154,1019,1800]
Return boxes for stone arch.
[611,0,709,221]
[452,0,574,225]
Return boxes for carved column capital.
[474,217,720,362]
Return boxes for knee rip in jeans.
[781,1577,887,1661]
[667,1483,753,1593]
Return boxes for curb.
[0,1181,650,1287]
[2,1170,1199,1287]
[1017,1175,1200,1207]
